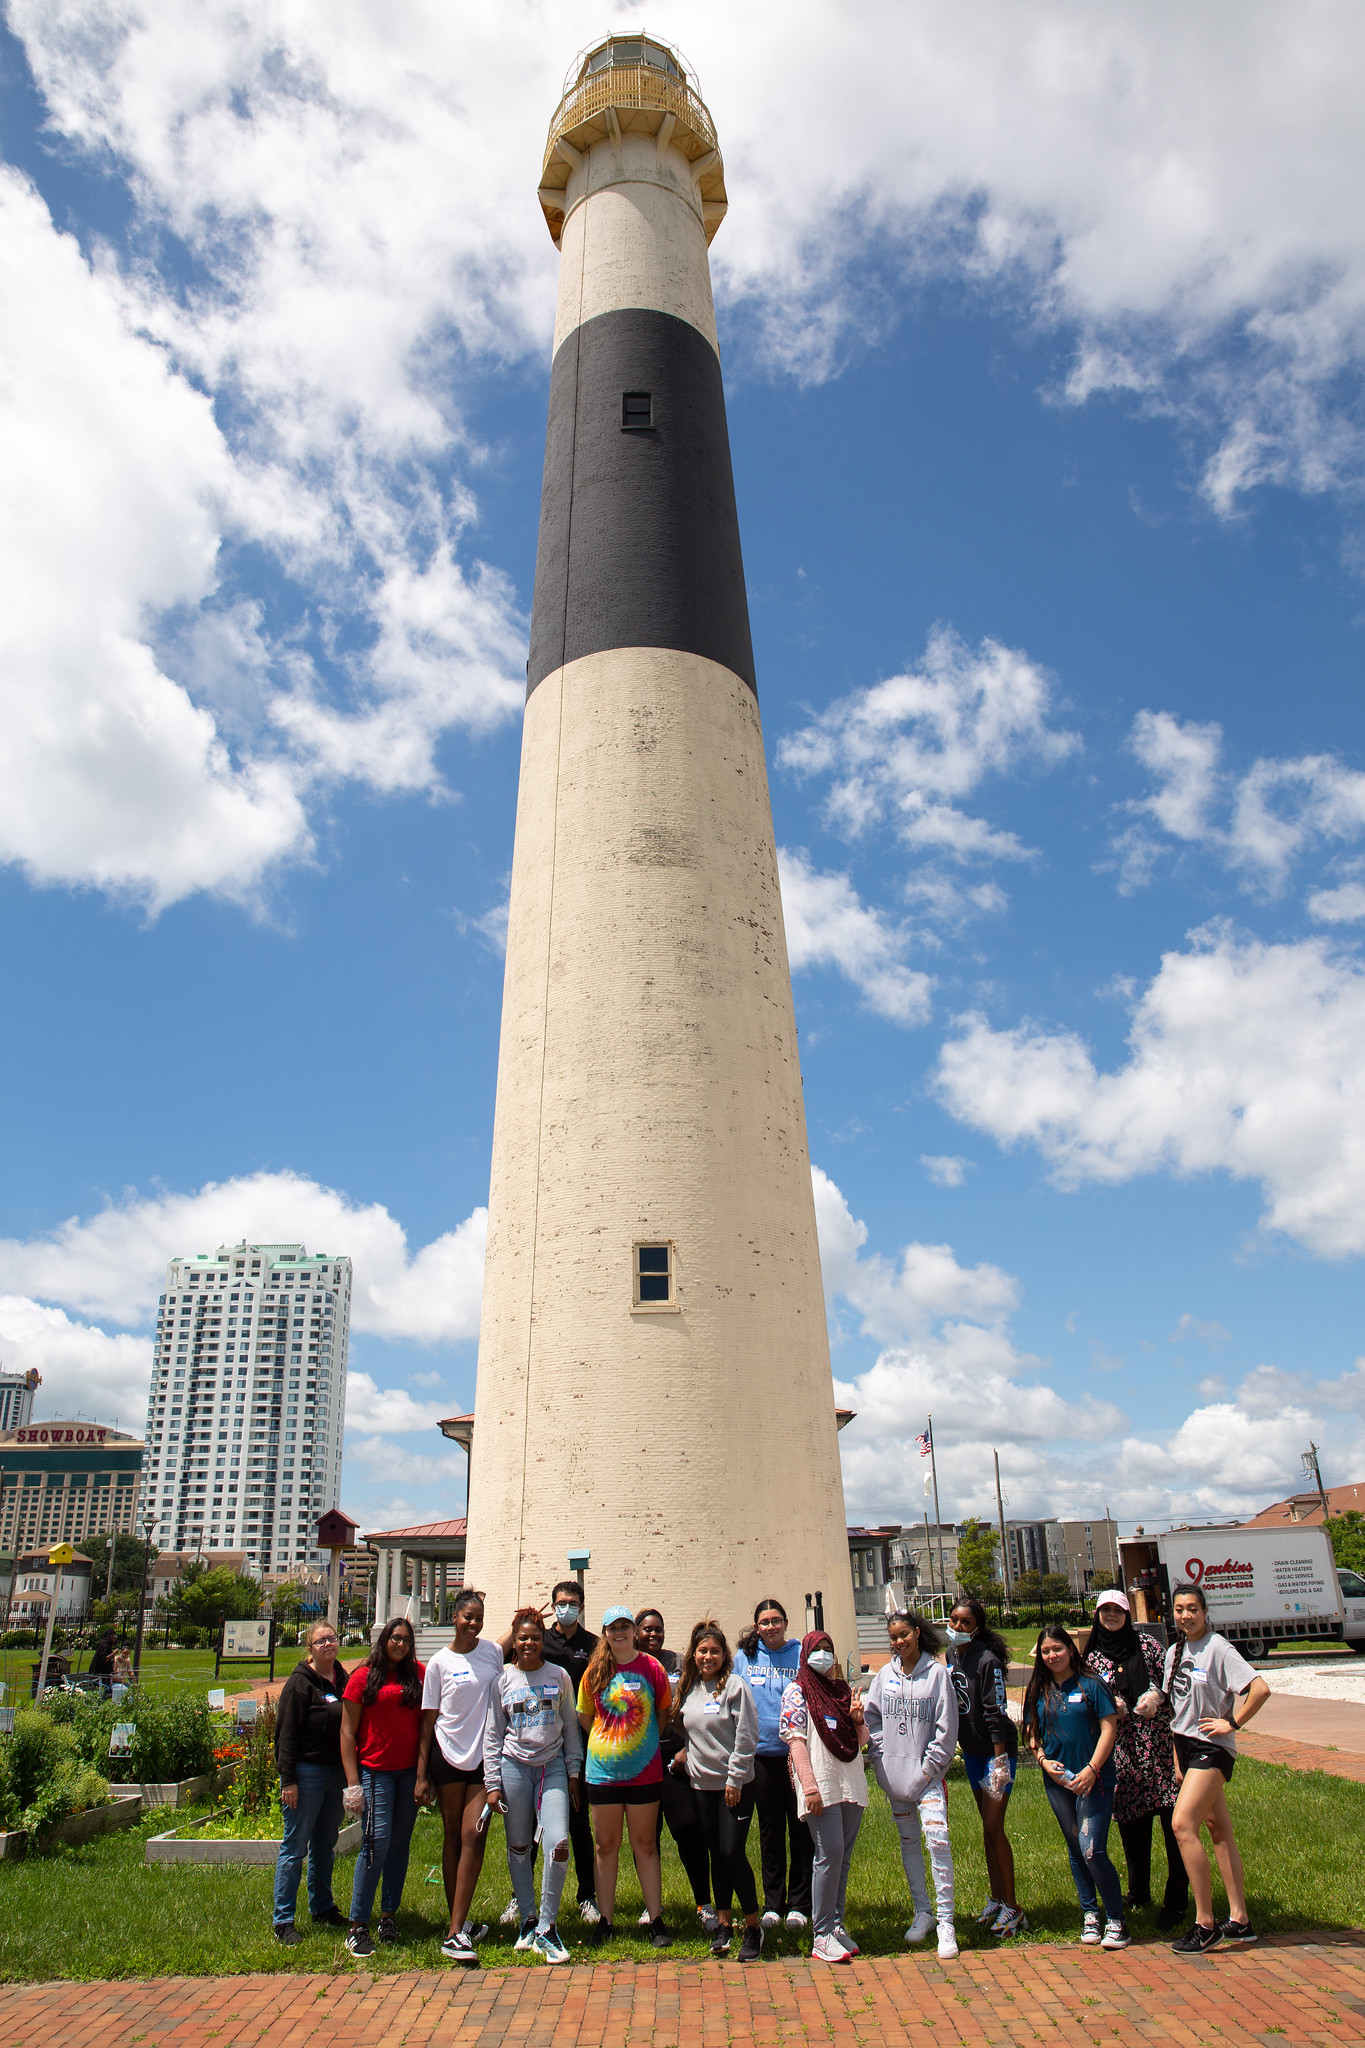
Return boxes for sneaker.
[592,1919,615,1948]
[937,1922,960,1961]
[500,1898,522,1925]
[1219,1917,1257,1944]
[811,1933,850,1965]
[834,1923,859,1955]
[638,1907,651,1925]
[579,1900,601,1925]
[992,1906,1028,1939]
[738,1925,764,1963]
[533,1927,570,1964]
[1172,1922,1223,1957]
[274,1922,302,1946]
[904,1910,935,1946]
[375,1916,399,1946]
[976,1897,1003,1925]
[710,1926,732,1957]
[761,1909,782,1930]
[649,1915,673,1950]
[345,1925,374,1958]
[514,1915,538,1952]
[312,1906,348,1927]
[1080,1912,1102,1945]
[1101,1922,1131,1951]
[440,1929,478,1965]
[785,1910,809,1930]
[698,1904,721,1936]
[463,1922,489,1942]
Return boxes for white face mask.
[946,1627,972,1646]
[806,1649,836,1675]
[555,1603,580,1626]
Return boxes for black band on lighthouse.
[528,307,757,696]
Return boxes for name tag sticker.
[541,1685,559,1699]
[1191,1669,1207,1682]
[824,1715,838,1728]
[703,1700,722,1716]
[1069,1692,1084,1703]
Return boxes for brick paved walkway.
[1238,1729,1365,1782]
[5,1947,1365,2048]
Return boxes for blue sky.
[1,1,1364,1540]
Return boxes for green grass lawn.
[0,1757,1358,1982]
[0,1645,337,1705]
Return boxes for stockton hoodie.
[863,1652,959,1805]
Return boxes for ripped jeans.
[502,1753,572,1933]
[1042,1776,1125,1923]
[891,1780,954,1921]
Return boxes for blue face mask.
[946,1627,972,1646]
[555,1603,580,1626]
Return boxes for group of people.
[269,1578,1267,1964]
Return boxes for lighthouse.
[463,33,855,1655]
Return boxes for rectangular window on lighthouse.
[634,1242,673,1307]
[621,391,653,430]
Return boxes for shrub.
[222,1698,279,1826]
[0,1629,38,1649]
[52,1688,216,1784]
[0,1710,110,1840]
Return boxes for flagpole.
[922,1479,935,1604]
[928,1415,948,1606]
[994,1448,1012,1612]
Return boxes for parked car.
[1338,1567,1365,1652]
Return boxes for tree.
[172,1567,261,1627]
[270,1579,305,1627]
[81,1531,158,1598]
[956,1518,1001,1597]
[1327,1510,1365,1576]
[1014,1570,1072,1610]
[1089,1568,1117,1593]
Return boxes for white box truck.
[1118,1524,1344,1660]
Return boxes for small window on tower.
[633,1242,675,1308]
[622,391,653,430]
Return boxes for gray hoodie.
[483,1662,583,1793]
[680,1670,758,1791]
[864,1652,959,1805]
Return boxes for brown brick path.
[1237,1729,1365,1782]
[4,1948,1365,2048]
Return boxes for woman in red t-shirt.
[341,1617,425,1956]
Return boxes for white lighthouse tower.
[464,33,855,1656]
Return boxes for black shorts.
[587,1781,663,1807]
[429,1744,483,1788]
[1174,1735,1235,1782]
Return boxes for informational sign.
[222,1619,271,1660]
[109,1723,135,1757]
[0,1709,14,1736]
[236,1697,258,1727]
[207,1688,226,1711]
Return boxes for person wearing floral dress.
[1082,1593,1188,1930]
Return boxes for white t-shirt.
[1163,1630,1257,1754]
[421,1638,504,1769]
[778,1681,869,1818]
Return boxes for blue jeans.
[1043,1776,1125,1922]
[274,1762,347,1926]
[502,1754,572,1932]
[348,1767,418,1925]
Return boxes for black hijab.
[1082,1606,1149,1708]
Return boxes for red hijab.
[796,1630,860,1761]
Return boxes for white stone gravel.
[1258,1661,1365,1706]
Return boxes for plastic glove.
[343,1784,365,1818]
[984,1756,1011,1801]
[1135,1688,1163,1720]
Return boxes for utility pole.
[994,1450,1011,1611]
[928,1416,949,1606]
[1303,1444,1331,1524]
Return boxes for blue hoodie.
[733,1639,803,1756]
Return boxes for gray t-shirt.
[1163,1630,1257,1753]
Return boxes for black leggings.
[1118,1806,1188,1913]
[751,1752,812,1915]
[657,1759,713,1907]
[692,1784,758,1918]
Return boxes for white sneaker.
[937,1921,960,1961]
[834,1923,859,1955]
[1101,1921,1131,1951]
[761,1909,782,1930]
[513,1915,537,1952]
[578,1900,601,1925]
[1080,1911,1102,1945]
[811,1933,850,1965]
[638,1907,651,1925]
[904,1910,935,1946]
[500,1898,521,1926]
[785,1910,809,1930]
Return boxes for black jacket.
[274,1657,350,1786]
[950,1638,1018,1758]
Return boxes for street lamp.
[131,1509,157,1682]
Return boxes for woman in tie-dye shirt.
[576,1606,675,1948]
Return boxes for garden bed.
[135,1763,238,1809]
[145,1815,362,1866]
[0,1792,143,1860]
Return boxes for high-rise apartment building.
[0,1369,39,1432]
[143,1241,351,1573]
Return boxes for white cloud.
[778,849,932,1025]
[920,1154,969,1188]
[1171,1313,1231,1350]
[343,1381,457,1437]
[0,1295,151,1434]
[780,628,1078,864]
[0,1171,486,1340]
[1116,711,1365,895]
[344,1436,468,1491]
[1308,881,1365,925]
[936,924,1365,1258]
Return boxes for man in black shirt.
[499,1579,600,1920]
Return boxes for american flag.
[915,1426,932,1458]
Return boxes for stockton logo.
[1185,1555,1253,1588]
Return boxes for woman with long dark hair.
[1022,1624,1127,1949]
[778,1630,868,1966]
[733,1596,810,1929]
[946,1596,1024,1937]
[677,1620,762,1960]
[635,1608,717,1935]
[484,1606,582,1964]
[340,1615,425,1957]
[416,1587,503,1966]
[1163,1583,1269,1956]
[576,1606,674,1948]
[1081,1591,1187,1928]
[865,1611,958,1959]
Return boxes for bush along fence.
[0,1687,235,1851]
